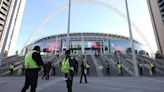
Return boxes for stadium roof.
[30,32,139,45]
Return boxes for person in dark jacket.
[61,50,74,92]
[21,46,44,92]
[79,62,88,83]
[72,57,78,75]
[105,61,110,75]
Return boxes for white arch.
[23,0,153,53]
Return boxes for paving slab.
[0,77,164,92]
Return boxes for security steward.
[117,63,123,76]
[61,50,74,92]
[21,46,44,92]
[150,62,156,75]
[9,63,14,75]
[138,62,143,75]
[85,62,90,75]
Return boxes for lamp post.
[66,0,71,50]
[125,0,139,76]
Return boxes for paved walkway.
[0,77,164,92]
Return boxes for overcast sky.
[16,0,157,54]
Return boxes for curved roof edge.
[30,32,139,45]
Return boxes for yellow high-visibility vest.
[139,64,143,67]
[24,50,40,69]
[85,63,90,68]
[117,64,122,69]
[61,57,70,74]
[9,64,14,69]
[150,63,155,68]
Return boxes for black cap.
[65,50,70,54]
[33,46,40,51]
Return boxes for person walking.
[42,62,48,80]
[79,62,88,83]
[73,57,78,75]
[61,50,74,92]
[85,61,90,75]
[46,62,52,79]
[21,46,44,92]
[105,61,110,75]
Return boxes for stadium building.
[25,32,144,55]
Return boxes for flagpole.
[125,0,139,76]
[66,0,71,50]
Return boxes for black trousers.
[65,74,73,92]
[10,69,13,75]
[118,68,123,76]
[106,68,110,75]
[80,73,87,83]
[151,67,156,75]
[21,70,39,92]
[87,68,90,75]
[139,67,143,75]
[52,68,56,76]
[42,70,49,80]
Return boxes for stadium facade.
[26,32,144,55]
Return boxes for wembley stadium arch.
[22,0,153,55]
